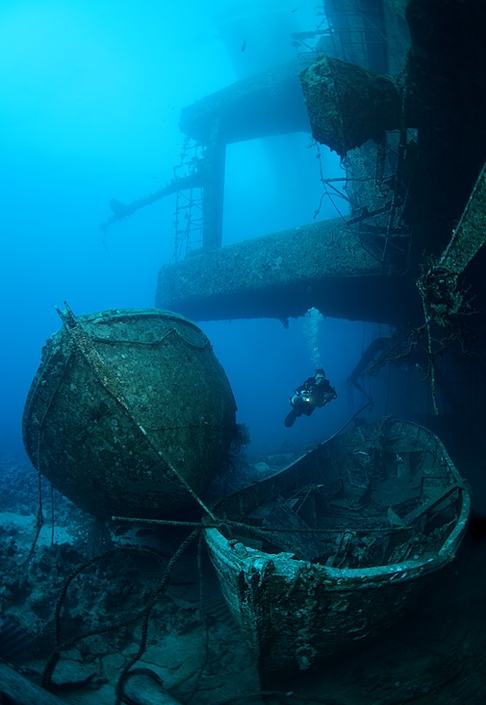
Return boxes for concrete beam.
[156,219,416,324]
[179,59,311,144]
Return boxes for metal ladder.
[173,137,204,261]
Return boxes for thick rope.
[112,514,403,536]
[181,532,210,704]
[23,467,44,565]
[42,545,169,691]
[115,529,199,705]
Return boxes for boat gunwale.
[205,491,469,588]
[79,307,203,331]
[205,418,471,585]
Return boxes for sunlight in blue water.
[0,0,369,457]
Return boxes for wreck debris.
[205,418,470,679]
[416,163,485,412]
[100,171,203,233]
[418,162,486,326]
[347,335,395,401]
[40,530,198,704]
[0,662,66,705]
[300,55,401,157]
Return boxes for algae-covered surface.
[0,457,485,705]
[22,309,237,519]
[156,218,415,324]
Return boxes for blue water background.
[0,0,388,461]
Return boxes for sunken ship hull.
[205,418,470,677]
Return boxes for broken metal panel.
[417,163,486,329]
[439,162,486,277]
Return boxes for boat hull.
[205,419,470,676]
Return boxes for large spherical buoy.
[22,308,237,518]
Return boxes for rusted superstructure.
[101,0,486,442]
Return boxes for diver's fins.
[284,409,298,428]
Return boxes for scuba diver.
[284,369,337,428]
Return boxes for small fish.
[240,39,247,52]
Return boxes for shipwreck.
[102,0,486,464]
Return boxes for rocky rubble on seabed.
[1,455,486,705]
[0,456,262,705]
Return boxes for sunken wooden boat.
[204,418,470,678]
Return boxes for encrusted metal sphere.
[22,308,237,518]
